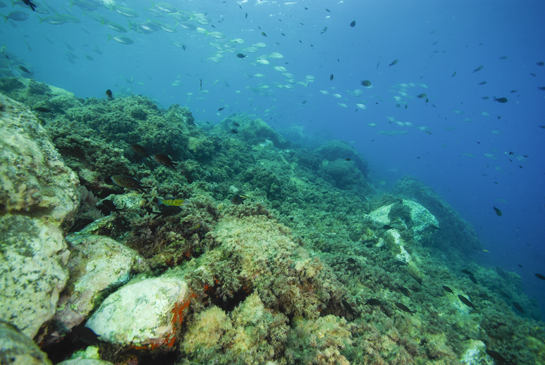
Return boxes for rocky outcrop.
[0,93,79,339]
[45,235,144,346]
[0,319,52,365]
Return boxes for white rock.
[459,340,489,364]
[58,360,113,365]
[87,277,190,348]
[47,235,143,345]
[365,199,439,242]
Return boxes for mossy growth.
[388,201,413,227]
[285,315,352,365]
[182,292,289,365]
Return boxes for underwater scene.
[1,0,545,364]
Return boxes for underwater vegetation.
[0,79,544,365]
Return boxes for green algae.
[2,79,544,365]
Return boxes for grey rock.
[0,93,79,339]
[0,320,53,365]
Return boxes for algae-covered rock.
[182,306,232,359]
[0,320,53,365]
[316,140,369,177]
[219,115,290,148]
[184,292,289,364]
[286,315,352,365]
[86,277,190,349]
[318,158,371,191]
[0,93,78,339]
[46,235,143,346]
[394,176,482,255]
[198,213,343,319]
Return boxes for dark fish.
[151,205,182,218]
[469,275,478,284]
[499,56,507,59]
[261,31,267,37]
[396,285,411,298]
[326,8,330,12]
[199,79,202,91]
[153,153,177,168]
[342,300,357,317]
[22,0,37,11]
[236,53,247,58]
[395,302,416,315]
[496,289,511,299]
[230,129,238,134]
[302,100,307,104]
[389,59,398,67]
[473,65,483,73]
[478,81,487,85]
[320,26,327,34]
[365,299,382,306]
[486,350,510,364]
[329,74,334,81]
[518,264,522,268]
[231,194,249,205]
[537,61,544,66]
[513,302,524,313]
[458,295,475,308]
[218,107,224,111]
[461,270,473,276]
[281,33,286,36]
[361,80,371,87]
[71,325,101,345]
[34,106,51,113]
[493,206,502,216]
[539,86,545,90]
[416,93,427,99]
[535,273,545,280]
[99,199,123,214]
[494,97,508,103]
[105,89,113,100]
[245,12,247,18]
[350,20,356,27]
[232,122,240,127]
[442,286,453,294]
[18,65,32,74]
[344,158,351,161]
[482,96,489,100]
[111,175,150,193]
[131,144,151,158]
[452,71,456,77]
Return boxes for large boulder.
[365,199,439,243]
[45,235,144,346]
[0,93,79,339]
[86,277,191,349]
[0,320,52,365]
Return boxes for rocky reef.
[1,78,544,365]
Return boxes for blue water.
[3,0,545,314]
